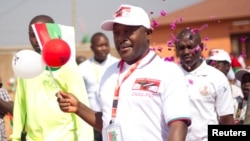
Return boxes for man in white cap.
[207,48,244,124]
[235,68,250,124]
[57,4,191,141]
[207,49,243,96]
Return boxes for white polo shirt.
[99,51,191,141]
[180,61,234,141]
[79,54,119,111]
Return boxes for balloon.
[42,39,71,67]
[12,50,45,79]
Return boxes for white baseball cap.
[207,49,235,80]
[207,49,231,63]
[235,69,250,82]
[100,4,151,31]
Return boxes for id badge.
[105,122,123,141]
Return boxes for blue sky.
[0,0,202,47]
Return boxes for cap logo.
[114,6,131,18]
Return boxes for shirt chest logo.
[132,78,160,93]
[199,85,211,96]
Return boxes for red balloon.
[42,39,71,67]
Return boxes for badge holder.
[104,120,123,141]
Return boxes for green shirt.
[11,62,93,141]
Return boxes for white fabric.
[231,83,244,98]
[100,4,151,31]
[99,51,191,141]
[227,67,235,80]
[238,56,246,69]
[180,61,234,141]
[207,49,231,63]
[231,83,244,121]
[79,54,119,111]
[207,48,235,80]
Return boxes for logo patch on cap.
[114,6,131,18]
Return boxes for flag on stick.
[31,23,76,64]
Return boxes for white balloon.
[12,50,45,79]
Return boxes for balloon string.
[48,66,62,99]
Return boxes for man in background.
[78,32,119,141]
[206,48,244,124]
[175,28,234,141]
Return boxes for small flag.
[31,23,76,63]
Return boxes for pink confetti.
[188,79,193,85]
[210,16,216,20]
[195,46,201,52]
[160,10,167,16]
[169,33,178,42]
[164,56,174,62]
[204,46,208,51]
[152,19,159,29]
[190,24,208,34]
[157,46,163,52]
[170,21,177,30]
[179,17,184,22]
[167,40,174,47]
[189,45,201,54]
[241,53,247,58]
[204,37,209,41]
[199,24,208,30]
[240,37,247,43]
[149,47,155,51]
[190,28,199,34]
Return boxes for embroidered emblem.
[199,85,210,96]
[114,6,131,18]
[132,78,160,93]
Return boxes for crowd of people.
[0,3,249,141]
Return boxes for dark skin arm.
[167,120,188,141]
[57,91,103,131]
[0,98,13,115]
[219,114,234,124]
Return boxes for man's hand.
[56,91,79,113]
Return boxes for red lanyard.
[111,59,140,119]
[110,52,157,121]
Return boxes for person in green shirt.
[11,15,94,141]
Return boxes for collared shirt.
[100,50,191,141]
[79,54,119,111]
[180,61,234,141]
[0,87,12,141]
[11,62,93,141]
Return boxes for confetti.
[152,19,159,29]
[204,37,209,41]
[188,79,193,85]
[160,10,167,16]
[167,40,174,47]
[164,56,174,62]
[157,46,163,52]
[210,16,216,20]
[240,36,247,43]
[170,21,177,30]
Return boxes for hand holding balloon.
[12,50,45,79]
[42,39,71,67]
